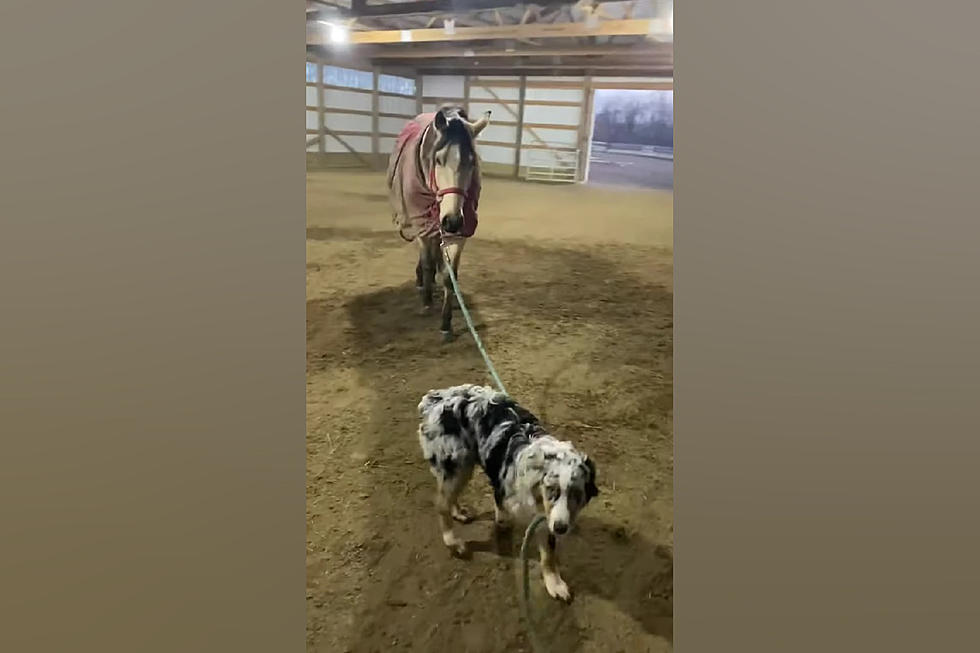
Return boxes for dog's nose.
[552,522,568,535]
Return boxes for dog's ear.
[583,457,599,501]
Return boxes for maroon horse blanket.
[386,112,480,242]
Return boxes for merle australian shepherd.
[417,384,599,602]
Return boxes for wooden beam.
[311,0,587,19]
[322,107,415,119]
[422,96,466,104]
[371,67,380,166]
[361,45,669,60]
[321,126,373,168]
[326,129,400,138]
[422,63,674,72]
[322,83,415,99]
[593,80,673,90]
[513,75,526,177]
[309,19,671,45]
[380,59,674,70]
[316,62,325,154]
[577,75,594,182]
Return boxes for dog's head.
[524,437,599,537]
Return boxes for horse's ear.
[433,110,448,132]
[469,111,491,138]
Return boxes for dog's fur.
[417,384,599,601]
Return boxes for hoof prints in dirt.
[307,236,673,652]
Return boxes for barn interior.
[306,3,674,651]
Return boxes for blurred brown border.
[2,1,979,651]
[0,2,305,651]
[675,2,980,651]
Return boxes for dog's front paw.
[443,533,468,558]
[544,574,573,603]
[493,517,513,532]
[451,504,474,524]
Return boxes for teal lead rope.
[440,244,508,396]
[520,515,549,653]
[440,243,545,652]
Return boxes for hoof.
[544,576,573,603]
[440,330,454,343]
[419,305,433,316]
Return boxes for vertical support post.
[316,61,326,154]
[513,75,527,178]
[463,74,471,116]
[577,73,594,183]
[371,67,380,169]
[415,74,423,116]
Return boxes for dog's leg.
[538,530,572,602]
[435,473,469,557]
[450,464,475,523]
[493,502,512,531]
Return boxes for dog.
[417,384,599,601]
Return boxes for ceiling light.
[400,30,412,42]
[444,19,456,35]
[329,24,349,44]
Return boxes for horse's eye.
[546,486,560,501]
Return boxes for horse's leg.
[418,238,438,315]
[439,240,465,342]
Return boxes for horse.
[386,105,491,342]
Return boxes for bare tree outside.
[588,89,674,190]
[593,89,674,148]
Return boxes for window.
[305,62,318,84]
[379,74,416,97]
[323,66,373,90]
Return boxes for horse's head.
[429,106,490,234]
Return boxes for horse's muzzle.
[441,214,463,234]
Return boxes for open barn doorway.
[587,88,674,190]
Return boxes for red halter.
[428,165,470,201]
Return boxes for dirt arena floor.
[307,168,673,653]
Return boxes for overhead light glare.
[329,23,349,44]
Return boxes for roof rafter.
[308,17,671,45]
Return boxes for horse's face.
[431,109,490,234]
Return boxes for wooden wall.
[307,58,673,180]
